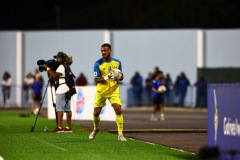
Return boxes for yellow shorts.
[94,87,122,107]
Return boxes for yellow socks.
[92,115,124,134]
[116,114,124,134]
[92,115,100,130]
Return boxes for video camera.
[37,59,59,72]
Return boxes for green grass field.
[0,112,199,160]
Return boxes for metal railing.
[120,84,197,108]
[0,84,199,108]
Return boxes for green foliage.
[0,112,199,160]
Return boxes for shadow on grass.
[168,151,200,160]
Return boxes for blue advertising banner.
[208,83,240,159]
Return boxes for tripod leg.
[50,83,58,127]
[31,80,50,132]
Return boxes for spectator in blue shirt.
[31,75,43,114]
[175,72,190,107]
[194,76,207,108]
[164,73,173,106]
[145,72,153,106]
[130,71,143,107]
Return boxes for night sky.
[0,0,240,30]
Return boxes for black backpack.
[56,64,77,99]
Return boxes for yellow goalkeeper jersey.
[94,57,122,95]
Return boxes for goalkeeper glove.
[104,72,114,80]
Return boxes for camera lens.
[38,66,46,72]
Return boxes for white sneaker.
[89,129,99,140]
[150,115,158,121]
[5,99,10,107]
[118,134,127,141]
[33,108,39,115]
[160,114,165,120]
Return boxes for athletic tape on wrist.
[104,76,108,80]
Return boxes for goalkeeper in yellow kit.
[89,43,126,141]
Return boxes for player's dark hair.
[101,43,111,49]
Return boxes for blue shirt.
[176,77,190,91]
[32,81,43,96]
[195,80,207,95]
[145,78,152,91]
[152,79,164,99]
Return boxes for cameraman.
[42,52,73,133]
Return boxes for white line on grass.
[32,137,68,152]
[170,147,195,155]
[0,155,4,160]
[129,138,196,155]
[0,122,10,129]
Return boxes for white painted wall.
[205,30,240,68]
[112,30,198,84]
[1,29,240,107]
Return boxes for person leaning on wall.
[1,71,12,106]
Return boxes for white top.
[1,78,12,86]
[55,65,69,94]
[24,77,34,86]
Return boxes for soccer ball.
[111,68,123,80]
[158,85,166,93]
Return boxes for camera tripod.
[30,78,58,132]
